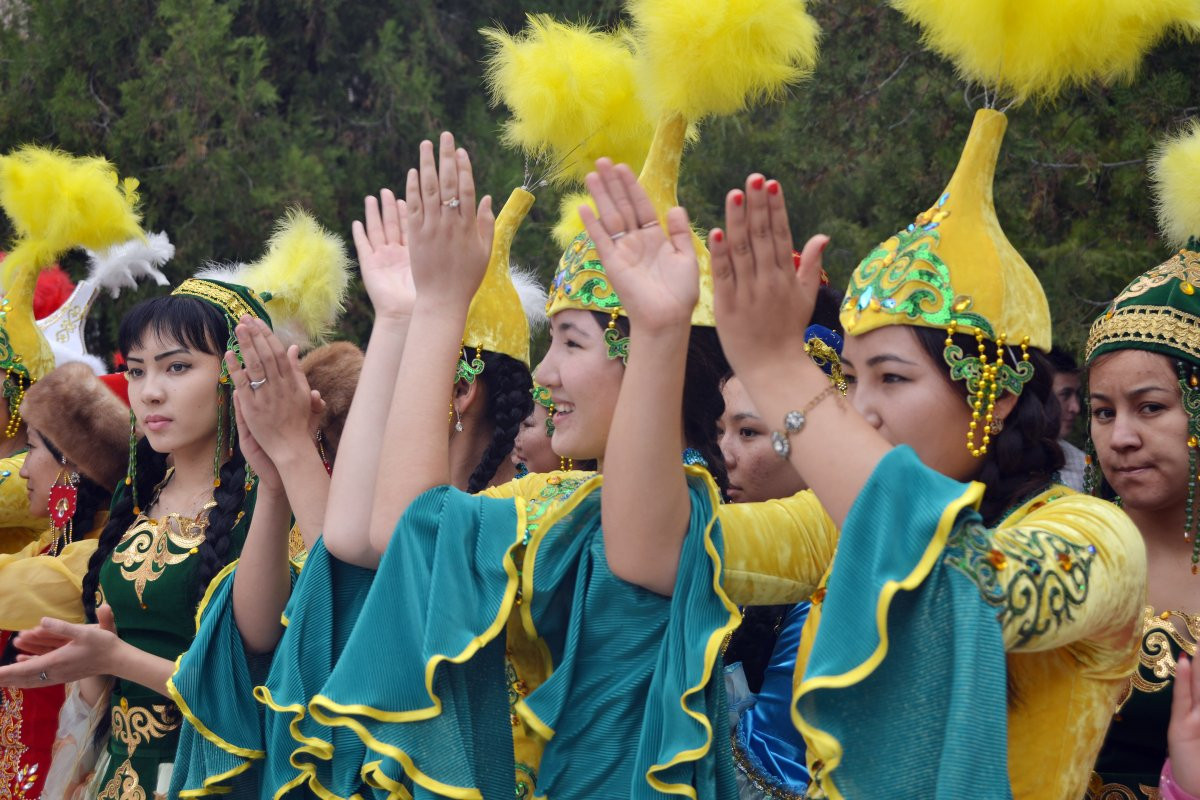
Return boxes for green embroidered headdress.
[1084,122,1200,565]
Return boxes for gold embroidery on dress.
[0,687,30,797]
[97,758,146,800]
[1115,606,1200,708]
[110,504,214,605]
[287,525,307,564]
[109,699,180,758]
[1085,772,1162,800]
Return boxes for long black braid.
[80,295,250,621]
[466,350,533,494]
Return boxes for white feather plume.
[511,265,548,332]
[85,231,174,298]
[49,341,106,375]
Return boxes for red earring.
[49,468,79,530]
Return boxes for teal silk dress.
[170,468,741,798]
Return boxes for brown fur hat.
[21,362,129,489]
[300,341,363,460]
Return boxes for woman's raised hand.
[1168,654,1200,794]
[352,188,416,321]
[710,174,828,385]
[404,131,494,310]
[224,317,324,491]
[580,159,699,332]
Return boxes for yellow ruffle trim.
[790,480,985,800]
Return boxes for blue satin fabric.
[733,602,812,795]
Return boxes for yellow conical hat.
[461,187,536,367]
[546,113,715,326]
[841,109,1051,351]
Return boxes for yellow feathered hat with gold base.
[454,185,546,381]
[839,0,1200,459]
[487,0,821,343]
[0,147,144,436]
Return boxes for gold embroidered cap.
[841,109,1051,352]
[1087,121,1200,366]
[546,113,716,327]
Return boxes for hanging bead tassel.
[126,409,141,515]
[1181,362,1200,574]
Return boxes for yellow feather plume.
[240,208,350,346]
[483,15,656,183]
[627,0,821,121]
[891,0,1200,103]
[551,192,595,249]
[0,146,143,285]
[1150,120,1200,249]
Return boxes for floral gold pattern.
[172,279,263,323]
[944,512,1096,648]
[842,194,991,337]
[1112,250,1200,305]
[0,687,29,797]
[97,758,146,800]
[1086,771,1163,800]
[1087,304,1200,366]
[110,700,181,758]
[110,504,213,605]
[546,232,622,316]
[1118,607,1200,703]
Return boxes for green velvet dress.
[92,481,251,800]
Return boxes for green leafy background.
[1,0,1196,368]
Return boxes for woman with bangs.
[0,210,349,799]
[606,107,1146,800]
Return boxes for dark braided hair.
[81,295,249,621]
[914,328,1064,526]
[592,314,731,495]
[36,432,112,537]
[466,350,533,494]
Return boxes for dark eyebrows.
[865,353,918,368]
[730,412,761,423]
[553,320,592,338]
[125,348,191,364]
[1090,385,1174,403]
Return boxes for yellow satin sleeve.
[0,452,47,554]
[717,489,838,605]
[951,490,1146,659]
[0,533,97,630]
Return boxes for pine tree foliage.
[1,1,1196,357]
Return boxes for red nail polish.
[767,180,780,196]
[732,191,744,207]
[750,176,765,191]
[793,251,802,269]
[818,238,830,255]
[713,230,724,243]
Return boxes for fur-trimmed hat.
[20,362,129,489]
[300,341,363,459]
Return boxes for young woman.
[605,108,1146,800]
[0,210,350,798]
[511,386,562,476]
[184,125,737,800]
[718,285,842,800]
[1084,124,1200,798]
[166,176,545,798]
[0,363,127,798]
